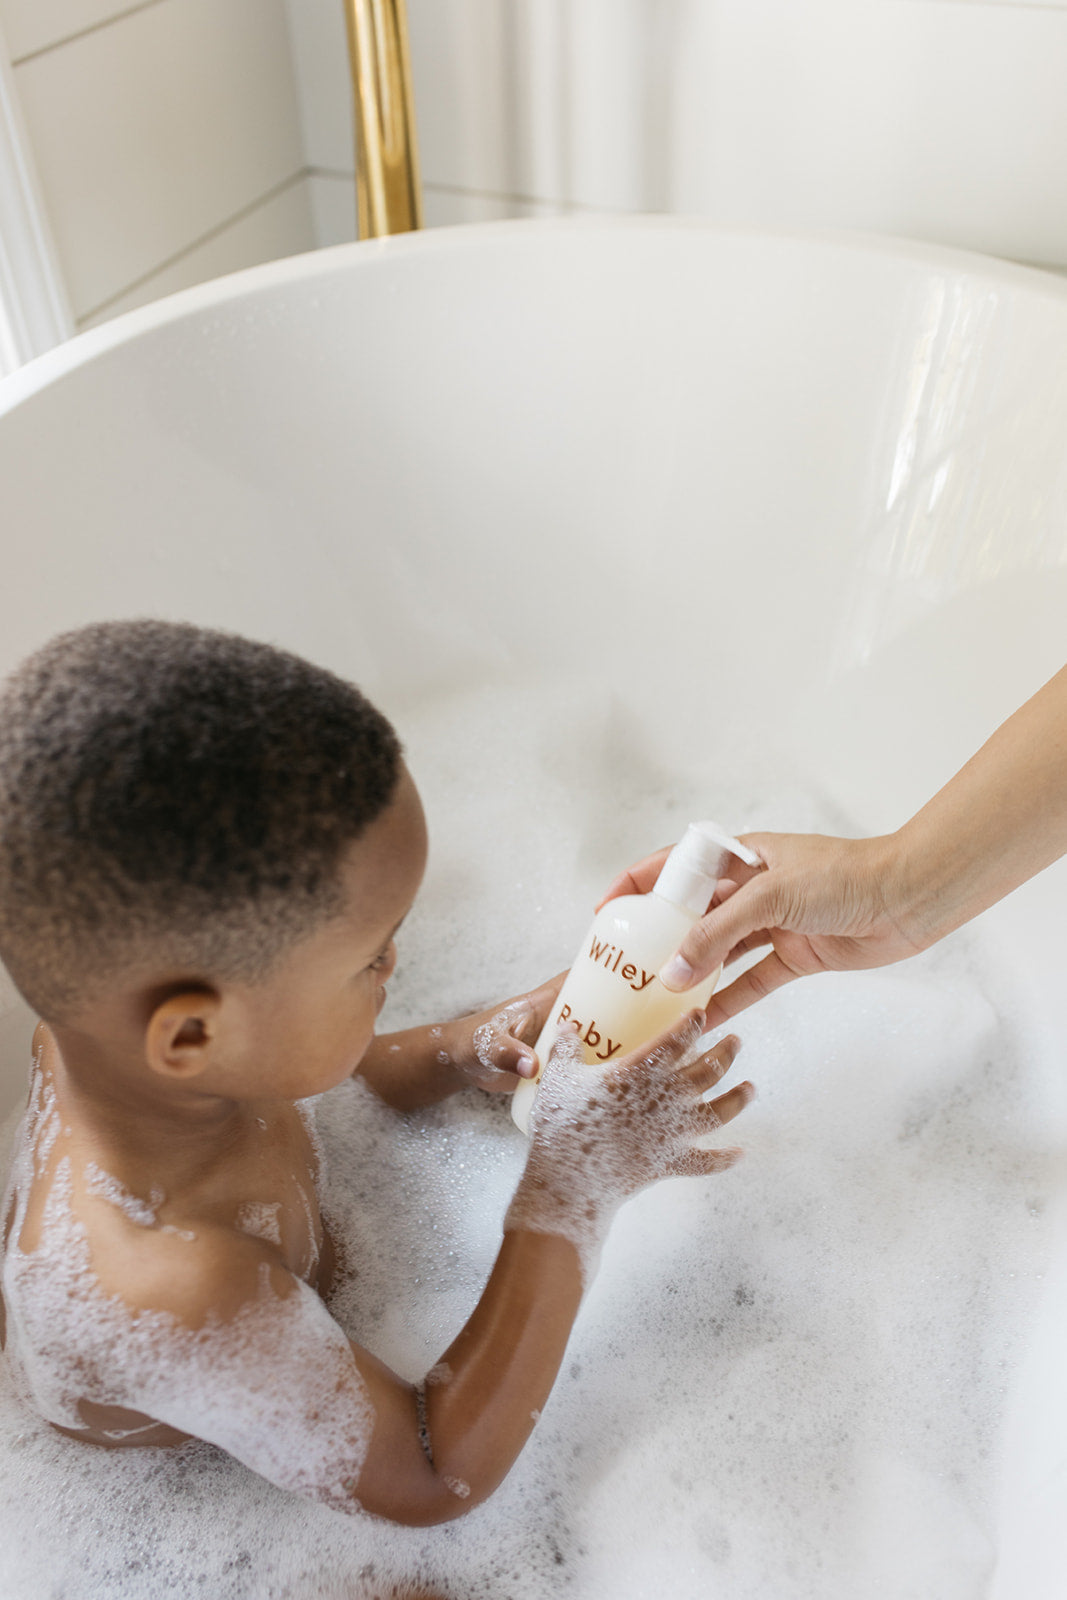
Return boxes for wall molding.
[0,21,72,376]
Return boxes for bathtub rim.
[3,215,1067,421]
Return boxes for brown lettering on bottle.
[585,942,662,992]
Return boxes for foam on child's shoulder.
[1,1072,374,1509]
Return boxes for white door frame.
[0,20,72,377]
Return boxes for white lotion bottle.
[512,821,761,1135]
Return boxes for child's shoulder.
[9,1140,285,1333]
[79,1197,290,1330]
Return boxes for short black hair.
[0,620,402,1020]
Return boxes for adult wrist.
[880,818,974,951]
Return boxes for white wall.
[291,0,1067,269]
[2,0,1067,355]
[0,0,314,332]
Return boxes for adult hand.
[599,832,927,1029]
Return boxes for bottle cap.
[652,821,761,916]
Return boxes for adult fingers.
[702,950,805,1028]
[659,872,782,992]
[595,847,672,910]
[723,929,776,965]
[598,836,766,915]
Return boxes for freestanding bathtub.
[0,220,1064,1599]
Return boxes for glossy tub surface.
[0,220,1064,1597]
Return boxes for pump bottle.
[511,821,760,1135]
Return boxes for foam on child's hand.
[468,999,535,1088]
[504,1016,735,1284]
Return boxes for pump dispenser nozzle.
[652,821,761,917]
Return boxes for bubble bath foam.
[0,675,1058,1600]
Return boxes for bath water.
[0,674,1057,1599]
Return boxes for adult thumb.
[659,874,777,992]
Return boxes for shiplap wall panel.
[1,0,146,63]
[5,0,1067,341]
[78,174,315,328]
[9,0,303,320]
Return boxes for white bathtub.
[0,220,1064,1598]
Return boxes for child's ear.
[145,989,228,1081]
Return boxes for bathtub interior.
[0,221,1064,1598]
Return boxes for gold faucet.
[343,0,423,238]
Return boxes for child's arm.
[351,1019,750,1525]
[357,975,563,1111]
[96,1017,749,1525]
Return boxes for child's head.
[0,622,426,1090]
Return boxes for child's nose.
[378,942,398,982]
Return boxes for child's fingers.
[502,1001,537,1044]
[635,1008,708,1078]
[696,1079,755,1129]
[501,1002,540,1065]
[668,1146,744,1179]
[511,973,567,1038]
[681,1034,741,1094]
[495,1044,537,1081]
[546,1024,583,1070]
[473,1008,536,1082]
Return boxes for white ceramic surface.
[0,219,1064,1594]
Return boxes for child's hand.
[361,975,565,1110]
[506,1012,751,1279]
[446,974,565,1093]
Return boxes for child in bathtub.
[0,621,752,1528]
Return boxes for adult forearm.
[891,664,1067,945]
